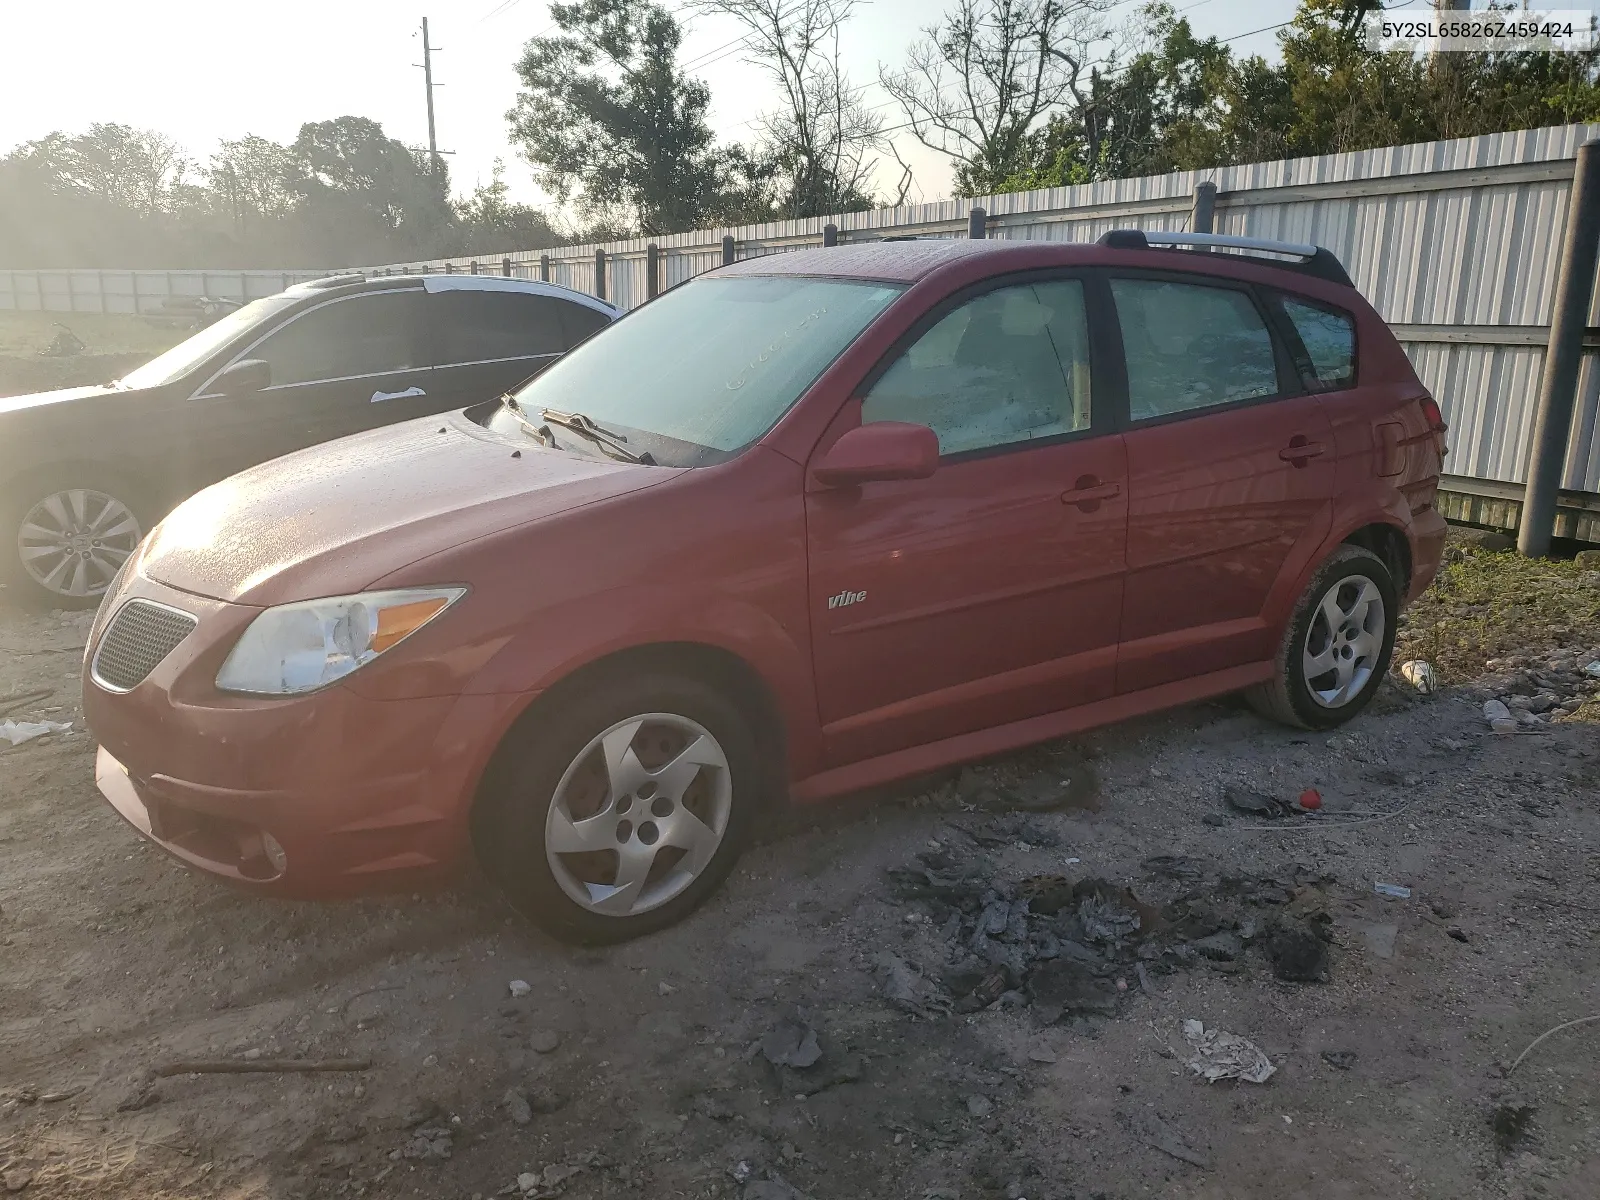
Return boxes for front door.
[806,275,1127,765]
[185,289,434,488]
[1108,274,1335,693]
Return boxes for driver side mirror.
[213,358,270,396]
[811,421,939,488]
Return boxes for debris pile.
[881,836,1337,1022]
[1478,648,1600,726]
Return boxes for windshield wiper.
[539,407,654,465]
[499,393,557,448]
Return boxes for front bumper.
[84,573,520,898]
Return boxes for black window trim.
[1262,287,1361,393]
[189,288,428,399]
[848,266,1120,467]
[1103,267,1307,434]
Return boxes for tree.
[508,0,758,235]
[289,116,456,263]
[206,135,299,231]
[880,0,1114,196]
[694,0,884,217]
[453,161,561,254]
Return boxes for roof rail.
[1097,229,1353,287]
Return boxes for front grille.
[91,599,198,692]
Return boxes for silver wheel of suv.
[544,713,733,918]
[17,488,141,601]
[1302,573,1385,708]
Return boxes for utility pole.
[421,17,442,177]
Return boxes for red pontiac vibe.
[84,233,1447,943]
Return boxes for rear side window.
[862,279,1092,456]
[431,291,572,364]
[560,303,611,346]
[1110,279,1279,421]
[251,292,424,386]
[1277,295,1356,390]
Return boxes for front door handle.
[371,386,427,404]
[1279,437,1325,466]
[1062,476,1122,512]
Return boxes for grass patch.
[0,310,190,397]
[1396,538,1600,684]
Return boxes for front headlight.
[216,587,465,695]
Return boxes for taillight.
[1419,395,1447,432]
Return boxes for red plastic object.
[1298,788,1323,811]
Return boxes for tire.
[472,671,762,944]
[1246,544,1398,731]
[1,471,149,610]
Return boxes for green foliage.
[989,0,1600,194]
[0,117,561,269]
[508,0,771,234]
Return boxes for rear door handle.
[371,386,427,404]
[1062,477,1122,511]
[1279,438,1325,465]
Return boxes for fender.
[458,582,822,776]
[1262,479,1413,633]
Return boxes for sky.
[1,0,1578,216]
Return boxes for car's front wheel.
[1247,544,1398,730]
[1,474,147,609]
[473,671,761,944]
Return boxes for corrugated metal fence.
[0,268,339,316]
[7,124,1600,515]
[374,122,1600,511]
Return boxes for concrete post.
[721,235,735,266]
[968,207,987,239]
[540,254,551,283]
[646,244,660,300]
[594,249,607,301]
[822,224,838,247]
[502,258,512,278]
[1520,139,1600,557]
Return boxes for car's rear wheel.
[1,473,147,609]
[1247,544,1397,730]
[473,672,761,944]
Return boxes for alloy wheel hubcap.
[1302,574,1385,708]
[16,489,140,599]
[545,713,732,918]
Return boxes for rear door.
[806,273,1127,764]
[424,288,610,408]
[186,288,432,480]
[1110,273,1335,693]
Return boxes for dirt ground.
[0,312,187,397]
[2,531,1598,1200]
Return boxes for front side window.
[250,292,424,387]
[861,279,1092,456]
[1279,295,1355,390]
[431,291,571,364]
[508,275,902,462]
[1111,278,1279,421]
[121,295,297,390]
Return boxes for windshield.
[119,294,297,389]
[508,275,903,462]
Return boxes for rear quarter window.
[432,291,570,364]
[1276,295,1356,391]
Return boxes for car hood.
[0,384,120,415]
[138,412,672,606]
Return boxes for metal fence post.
[968,207,987,239]
[594,249,607,301]
[444,261,454,274]
[1191,182,1217,236]
[540,254,551,282]
[721,235,735,266]
[470,260,479,275]
[1520,138,1600,557]
[822,224,838,247]
[646,243,660,300]
[502,257,513,278]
